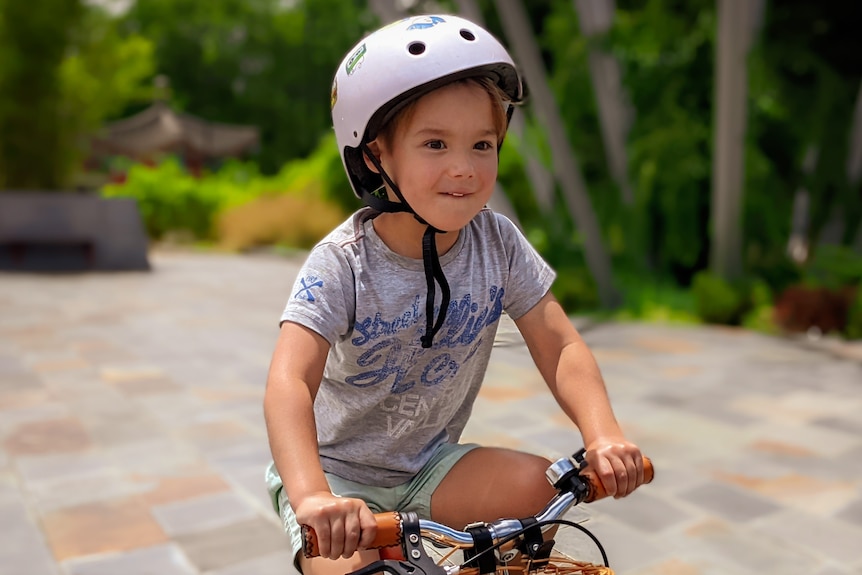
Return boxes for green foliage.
[61,10,156,139]
[0,1,155,189]
[740,279,779,334]
[609,0,716,281]
[606,272,699,324]
[746,1,862,279]
[802,244,862,290]
[102,132,353,242]
[119,0,372,173]
[0,0,84,188]
[691,271,748,325]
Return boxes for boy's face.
[371,81,500,232]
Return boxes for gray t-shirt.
[280,207,555,487]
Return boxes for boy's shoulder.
[470,208,522,240]
[313,207,376,250]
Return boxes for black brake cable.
[456,518,609,571]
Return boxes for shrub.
[773,284,856,335]
[101,133,353,246]
[552,271,600,313]
[216,193,345,252]
[692,271,747,325]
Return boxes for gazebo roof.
[92,101,259,158]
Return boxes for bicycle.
[302,448,654,575]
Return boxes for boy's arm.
[263,321,377,558]
[513,291,644,497]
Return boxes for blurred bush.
[101,132,355,247]
[216,194,344,252]
[774,284,856,336]
[692,271,749,325]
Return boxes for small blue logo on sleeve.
[294,275,323,302]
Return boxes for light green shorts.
[267,442,479,570]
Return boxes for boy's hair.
[376,76,511,150]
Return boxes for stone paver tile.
[682,518,821,574]
[63,544,196,575]
[40,496,168,561]
[753,509,862,565]
[106,439,204,476]
[590,491,692,533]
[712,468,858,517]
[836,498,862,529]
[211,465,279,517]
[30,358,90,373]
[26,468,145,514]
[175,517,288,572]
[100,366,168,384]
[812,415,862,436]
[0,386,53,411]
[81,410,165,448]
[151,491,258,537]
[0,500,60,575]
[14,451,114,484]
[571,513,672,574]
[207,550,296,575]
[107,377,181,397]
[743,421,860,458]
[679,483,781,522]
[3,418,92,456]
[140,473,232,507]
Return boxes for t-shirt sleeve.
[281,244,355,345]
[496,214,557,320]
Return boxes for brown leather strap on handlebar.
[302,511,403,558]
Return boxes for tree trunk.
[367,0,402,23]
[787,145,818,263]
[574,0,634,205]
[494,0,620,306]
[710,0,763,281]
[847,80,862,251]
[455,0,556,214]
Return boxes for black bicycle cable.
[455,518,609,570]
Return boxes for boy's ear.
[363,140,382,174]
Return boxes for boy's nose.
[448,152,475,178]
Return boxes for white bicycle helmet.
[330,14,524,349]
[331,14,524,204]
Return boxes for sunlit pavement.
[1,250,860,575]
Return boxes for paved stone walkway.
[1,250,860,575]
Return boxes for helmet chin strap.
[361,142,451,349]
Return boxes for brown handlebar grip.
[301,511,403,558]
[582,456,654,503]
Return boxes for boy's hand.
[294,492,378,560]
[585,438,644,498]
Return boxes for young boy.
[264,14,645,575]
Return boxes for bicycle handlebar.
[302,454,653,559]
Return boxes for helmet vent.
[460,29,476,41]
[407,42,426,55]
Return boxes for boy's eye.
[475,141,495,151]
[426,140,445,150]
